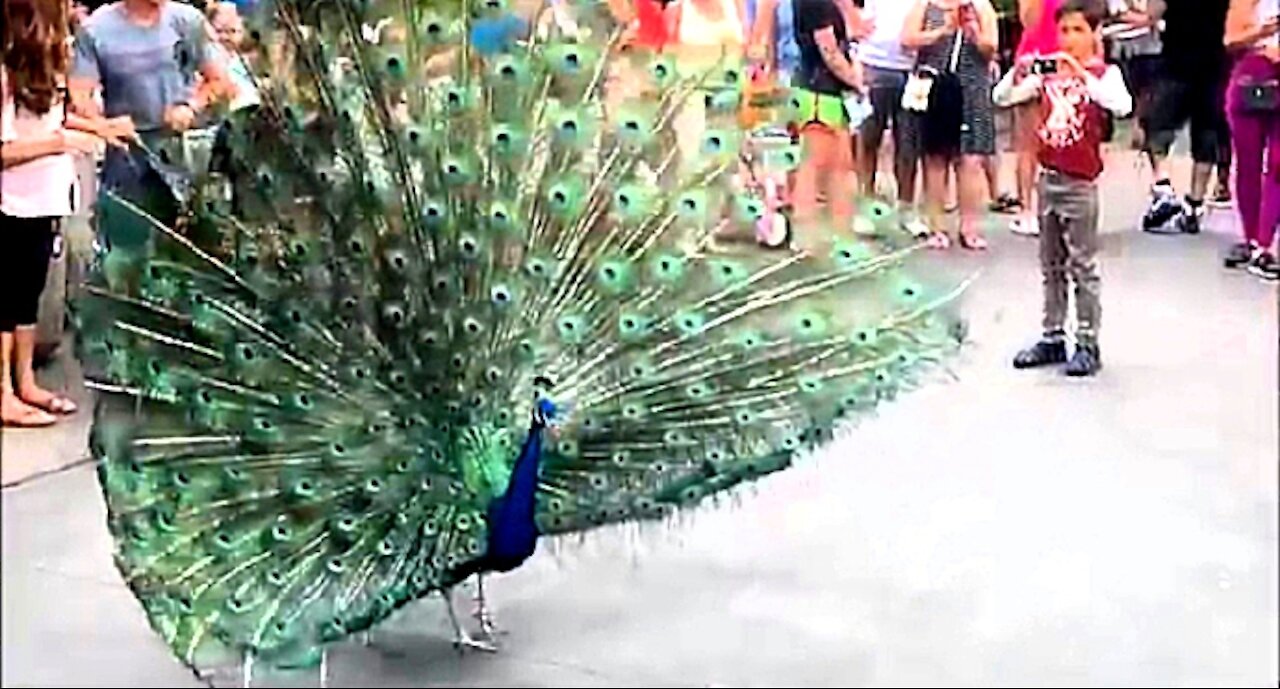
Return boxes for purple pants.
[1227,54,1280,250]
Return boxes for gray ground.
[2,151,1277,687]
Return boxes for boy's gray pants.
[1038,169,1101,345]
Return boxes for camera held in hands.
[1030,58,1058,76]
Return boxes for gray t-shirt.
[72,1,215,133]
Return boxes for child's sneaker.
[1247,251,1280,282]
[1010,215,1040,237]
[1065,343,1102,377]
[1224,242,1258,269]
[1013,336,1068,369]
[1142,181,1181,232]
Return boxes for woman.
[903,0,999,250]
[1223,0,1280,280]
[790,0,864,246]
[1,0,119,427]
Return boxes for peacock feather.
[75,0,969,677]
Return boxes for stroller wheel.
[757,211,791,249]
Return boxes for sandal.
[989,194,1022,214]
[925,232,952,250]
[1,403,56,429]
[959,232,989,251]
[20,389,78,415]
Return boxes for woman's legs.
[958,154,989,247]
[1228,79,1269,246]
[923,153,951,246]
[794,121,857,249]
[1256,114,1280,251]
[0,216,60,427]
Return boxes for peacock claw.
[452,631,499,654]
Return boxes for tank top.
[1016,0,1062,58]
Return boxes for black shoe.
[1176,201,1203,234]
[1224,242,1258,269]
[1065,344,1102,377]
[1013,337,1068,369]
[1142,185,1182,231]
[1247,251,1280,282]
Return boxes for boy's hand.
[1057,53,1087,78]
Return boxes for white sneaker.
[901,216,932,239]
[1010,216,1040,237]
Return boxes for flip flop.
[959,233,990,251]
[925,232,952,250]
[20,392,78,415]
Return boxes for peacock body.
[75,0,968,678]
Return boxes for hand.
[61,129,101,155]
[163,104,197,132]
[101,116,137,148]
[1260,15,1280,39]
[1057,52,1086,77]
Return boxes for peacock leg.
[359,630,373,647]
[242,650,255,688]
[471,575,505,639]
[444,587,497,653]
[318,648,328,689]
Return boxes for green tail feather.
[77,0,969,673]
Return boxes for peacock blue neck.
[477,402,553,572]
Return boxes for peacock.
[74,0,969,683]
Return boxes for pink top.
[1015,0,1062,58]
[1,67,77,219]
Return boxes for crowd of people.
[1,0,1277,424]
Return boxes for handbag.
[1236,77,1280,114]
[902,27,964,113]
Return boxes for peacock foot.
[452,629,499,654]
[444,585,500,654]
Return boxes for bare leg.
[1,331,54,427]
[923,154,951,245]
[319,648,328,688]
[13,326,75,414]
[958,154,989,248]
[445,587,497,653]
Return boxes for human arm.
[1084,64,1134,117]
[815,24,865,90]
[1019,0,1043,27]
[991,62,1042,107]
[68,26,103,118]
[748,0,779,63]
[965,0,999,60]
[902,0,954,48]
[1225,0,1280,51]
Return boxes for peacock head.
[531,375,559,430]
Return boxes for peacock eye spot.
[566,53,580,66]
[553,191,567,204]
[500,65,516,77]
[427,22,442,34]
[618,195,630,207]
[625,120,639,131]
[623,318,635,328]
[447,164,459,174]
[801,318,812,328]
[561,120,578,133]
[903,288,916,297]
[409,131,420,143]
[446,92,460,104]
[496,132,510,144]
[683,199,696,210]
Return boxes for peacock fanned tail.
[76,0,968,674]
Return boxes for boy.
[994,0,1133,377]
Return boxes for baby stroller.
[736,64,795,250]
[736,126,794,249]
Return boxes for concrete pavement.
[2,151,1277,687]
